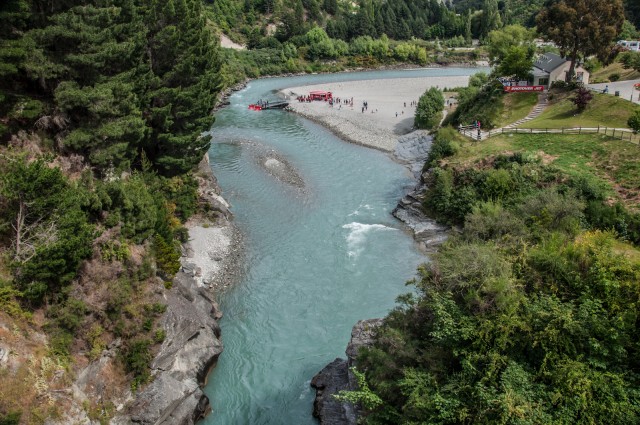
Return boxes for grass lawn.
[591,61,640,83]
[522,90,636,129]
[449,132,640,208]
[494,92,538,128]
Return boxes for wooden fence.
[460,126,640,145]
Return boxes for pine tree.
[22,0,149,172]
[143,0,222,176]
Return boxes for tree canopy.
[536,0,625,82]
[355,144,640,424]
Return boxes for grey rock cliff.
[115,272,223,425]
[114,155,237,424]
[311,319,384,425]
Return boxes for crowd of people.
[295,90,432,119]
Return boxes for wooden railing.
[459,126,640,145]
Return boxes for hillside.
[0,0,227,422]
[354,125,640,423]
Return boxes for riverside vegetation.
[0,0,221,422]
[344,72,640,422]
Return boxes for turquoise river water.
[202,68,483,424]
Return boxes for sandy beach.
[281,75,470,151]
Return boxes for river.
[202,68,484,424]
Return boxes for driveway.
[588,79,640,104]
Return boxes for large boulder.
[115,272,223,425]
[311,319,384,425]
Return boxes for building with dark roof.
[532,53,590,87]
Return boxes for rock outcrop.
[392,178,448,252]
[119,272,224,425]
[113,155,240,424]
[311,319,384,425]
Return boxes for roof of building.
[532,68,549,77]
[533,53,568,73]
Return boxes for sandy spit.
[280,75,470,151]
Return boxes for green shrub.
[104,176,158,243]
[415,87,444,130]
[154,235,180,277]
[153,329,166,343]
[481,168,514,200]
[0,284,31,320]
[463,201,528,242]
[122,339,152,390]
[518,189,585,237]
[424,127,459,168]
[0,411,21,425]
[609,73,620,82]
[628,109,640,133]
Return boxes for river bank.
[280,75,469,152]
[114,156,243,424]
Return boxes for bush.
[518,189,584,237]
[154,235,180,277]
[571,87,593,111]
[415,87,444,130]
[443,79,504,129]
[122,339,152,390]
[463,201,528,242]
[0,411,21,425]
[424,127,459,168]
[628,109,640,133]
[609,73,620,82]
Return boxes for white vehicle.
[618,40,640,51]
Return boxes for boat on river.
[248,100,289,111]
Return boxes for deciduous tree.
[536,0,625,82]
[415,87,444,130]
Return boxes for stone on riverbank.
[311,319,384,425]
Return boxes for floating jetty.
[248,100,289,111]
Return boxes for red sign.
[504,85,544,92]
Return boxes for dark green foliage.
[0,0,221,176]
[46,297,88,359]
[424,127,460,168]
[443,76,504,129]
[414,87,444,130]
[0,411,21,425]
[122,338,152,389]
[143,0,221,176]
[154,235,181,277]
[628,108,640,132]
[536,0,625,81]
[358,151,640,424]
[103,176,158,243]
[0,158,94,304]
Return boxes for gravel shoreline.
[280,75,470,152]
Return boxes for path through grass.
[521,91,636,129]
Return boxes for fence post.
[562,128,564,134]
[613,129,616,138]
[579,127,581,134]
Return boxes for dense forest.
[0,0,221,421]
